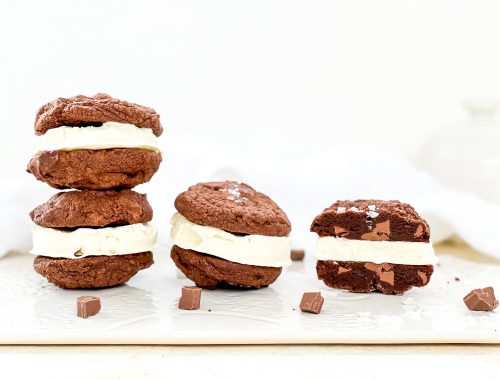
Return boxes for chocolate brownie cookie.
[170,181,292,289]
[34,252,153,289]
[316,261,434,295]
[174,181,291,236]
[27,148,161,189]
[311,200,437,295]
[30,190,153,228]
[311,200,430,242]
[35,93,163,136]
[171,245,282,289]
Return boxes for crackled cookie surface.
[28,148,161,190]
[35,93,162,136]
[30,190,153,228]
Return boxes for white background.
[2,0,500,181]
[2,0,500,253]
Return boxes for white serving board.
[0,246,499,344]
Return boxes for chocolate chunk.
[77,296,101,319]
[299,292,324,314]
[463,287,499,311]
[178,286,202,310]
[291,249,305,261]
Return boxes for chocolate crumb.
[77,296,101,319]
[454,277,460,282]
[299,292,324,314]
[463,287,498,311]
[291,249,305,261]
[178,286,201,310]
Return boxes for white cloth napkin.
[3,147,500,260]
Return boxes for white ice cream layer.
[35,122,160,153]
[170,213,292,268]
[30,223,158,259]
[314,237,437,265]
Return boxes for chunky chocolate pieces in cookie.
[170,181,292,289]
[27,93,163,190]
[28,94,162,289]
[311,200,437,295]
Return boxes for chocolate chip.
[463,287,499,311]
[76,296,101,319]
[291,249,305,261]
[178,286,201,310]
[454,277,460,282]
[299,292,324,314]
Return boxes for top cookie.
[174,181,291,237]
[35,93,163,136]
[310,200,430,243]
[30,189,153,228]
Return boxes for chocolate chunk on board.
[77,296,101,319]
[178,286,202,310]
[299,292,324,314]
[291,249,305,261]
[463,287,499,311]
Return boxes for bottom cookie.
[171,245,282,290]
[316,260,434,295]
[34,252,154,289]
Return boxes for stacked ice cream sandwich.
[27,94,162,289]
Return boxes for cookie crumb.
[291,249,305,261]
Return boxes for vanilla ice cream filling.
[30,223,158,259]
[314,237,437,265]
[170,213,292,268]
[35,122,160,153]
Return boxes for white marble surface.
[1,242,499,344]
